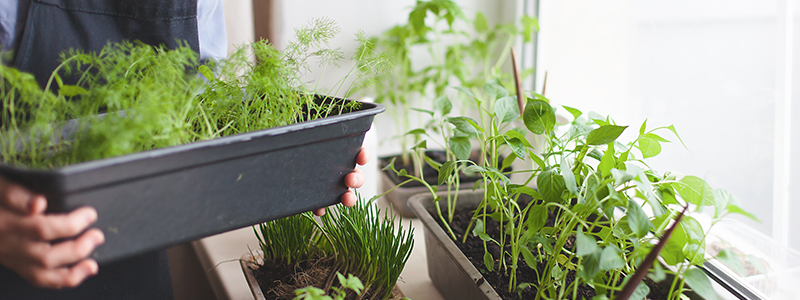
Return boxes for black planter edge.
[408,190,501,300]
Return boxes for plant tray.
[0,100,384,264]
[240,252,406,300]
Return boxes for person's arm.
[0,179,104,288]
[313,147,370,216]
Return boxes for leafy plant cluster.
[254,193,414,300]
[0,18,383,169]
[387,80,756,299]
[371,0,537,168]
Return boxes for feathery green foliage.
[0,18,383,169]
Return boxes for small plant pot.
[378,150,499,218]
[0,99,384,264]
[240,252,406,300]
[408,190,501,300]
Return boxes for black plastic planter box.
[0,100,384,264]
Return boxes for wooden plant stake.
[615,204,690,300]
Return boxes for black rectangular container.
[0,100,384,264]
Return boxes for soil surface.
[254,257,337,300]
[380,150,510,188]
[438,202,676,300]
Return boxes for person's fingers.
[356,147,370,166]
[313,207,326,216]
[28,229,104,269]
[340,190,357,207]
[0,181,35,215]
[344,168,364,189]
[28,196,47,215]
[19,207,97,241]
[26,259,99,289]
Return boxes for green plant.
[293,273,364,300]
[389,79,756,299]
[0,18,384,169]
[252,192,414,300]
[371,0,537,172]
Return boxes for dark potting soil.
[440,203,674,300]
[253,257,337,300]
[380,150,510,188]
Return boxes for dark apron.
[1,0,200,299]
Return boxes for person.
[0,0,369,299]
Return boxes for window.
[536,0,800,250]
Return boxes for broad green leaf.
[713,188,736,218]
[561,158,579,197]
[423,155,442,171]
[337,273,364,294]
[484,251,495,271]
[465,165,488,174]
[528,150,546,170]
[59,85,88,97]
[726,203,760,222]
[447,117,482,134]
[664,215,705,265]
[658,187,679,205]
[411,140,427,151]
[675,176,715,206]
[630,281,651,300]
[599,245,625,270]
[520,245,537,269]
[627,200,652,238]
[438,161,456,186]
[598,143,616,177]
[639,119,647,135]
[537,167,566,203]
[474,12,488,32]
[411,107,434,117]
[485,80,508,100]
[716,248,746,276]
[576,229,597,257]
[580,248,602,280]
[643,132,671,142]
[563,105,582,120]
[448,137,471,160]
[638,137,661,158]
[526,205,548,232]
[502,152,518,170]
[523,99,556,134]
[586,125,628,145]
[551,264,564,280]
[648,262,667,283]
[453,86,478,101]
[505,137,526,159]
[505,129,533,148]
[405,128,426,135]
[611,168,635,186]
[684,267,717,300]
[434,95,452,116]
[495,96,519,124]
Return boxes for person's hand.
[314,147,369,216]
[0,178,104,289]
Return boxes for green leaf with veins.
[495,96,520,124]
[438,161,456,186]
[675,176,715,206]
[576,229,597,257]
[434,95,452,116]
[586,125,628,145]
[563,105,582,120]
[684,267,717,300]
[523,99,555,134]
[448,137,471,160]
[716,248,746,276]
[538,167,566,203]
[638,136,661,158]
[627,200,652,238]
